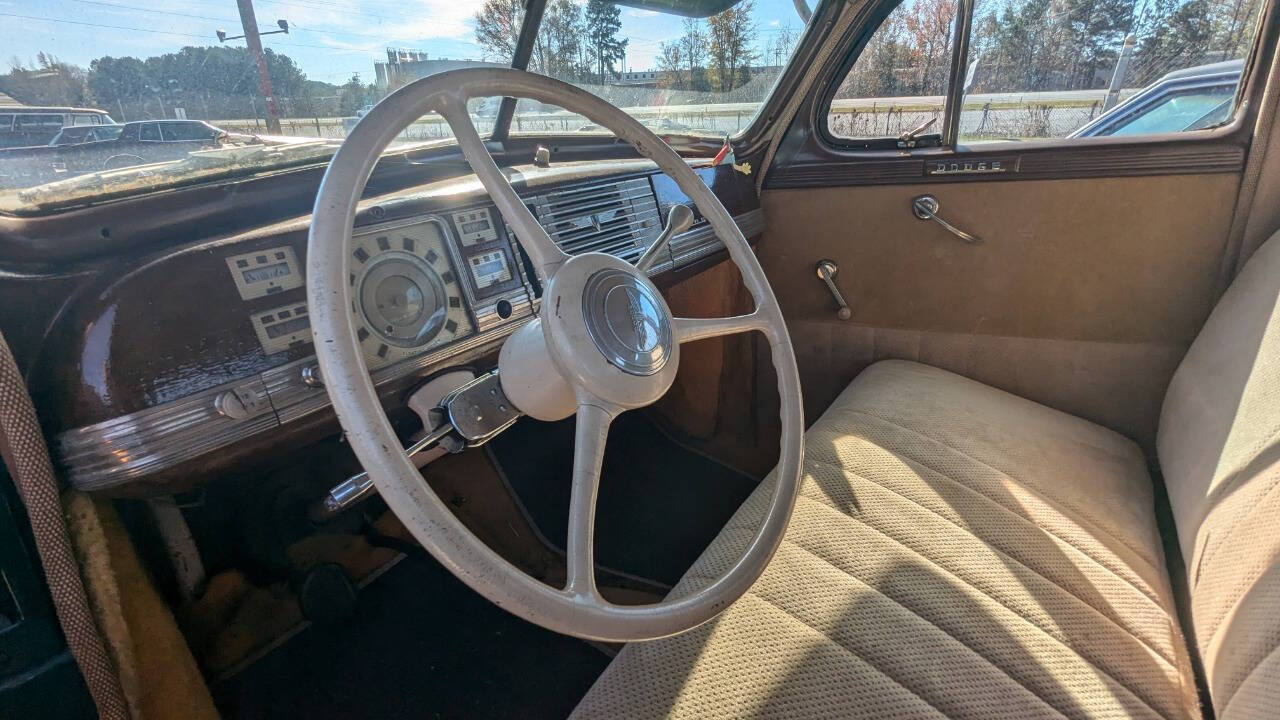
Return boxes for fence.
[214,87,1136,144]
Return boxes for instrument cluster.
[226,205,531,372]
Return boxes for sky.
[0,0,810,85]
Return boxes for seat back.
[1159,232,1280,719]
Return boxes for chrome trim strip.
[57,378,273,492]
[54,208,762,491]
[670,208,764,267]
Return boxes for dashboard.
[37,161,762,495]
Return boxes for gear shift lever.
[636,204,694,274]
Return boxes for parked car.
[1070,59,1244,138]
[0,106,116,147]
[91,119,231,168]
[0,119,246,186]
[47,124,124,146]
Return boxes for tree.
[584,0,627,82]
[339,73,366,116]
[766,24,801,68]
[1211,0,1262,58]
[1130,0,1209,84]
[836,10,907,98]
[902,0,955,94]
[679,19,708,91]
[0,53,93,107]
[657,40,686,89]
[475,0,524,62]
[706,0,757,92]
[539,0,590,80]
[1055,0,1136,90]
[658,19,706,91]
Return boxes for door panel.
[759,172,1240,448]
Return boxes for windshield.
[0,0,810,213]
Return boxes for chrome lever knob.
[912,195,981,244]
[815,259,852,321]
[636,204,694,274]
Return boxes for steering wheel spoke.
[435,95,568,281]
[563,400,617,601]
[673,313,768,344]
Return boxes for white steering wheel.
[307,68,803,642]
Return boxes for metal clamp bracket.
[912,195,980,244]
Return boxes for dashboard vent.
[532,177,661,261]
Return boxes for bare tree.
[766,23,801,67]
[679,19,707,91]
[657,39,686,89]
[540,0,588,80]
[902,0,955,94]
[474,0,524,62]
[706,0,757,92]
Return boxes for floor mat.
[489,412,760,587]
[213,556,609,720]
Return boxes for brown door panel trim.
[764,141,1246,189]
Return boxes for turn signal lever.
[312,372,522,520]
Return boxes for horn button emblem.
[582,269,672,376]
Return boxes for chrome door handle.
[912,195,980,244]
[815,259,851,321]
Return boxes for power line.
[0,12,209,39]
[256,0,393,23]
[0,11,382,55]
[70,0,238,24]
[70,0,405,44]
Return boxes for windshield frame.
[0,0,823,216]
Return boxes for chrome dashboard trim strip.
[670,208,764,267]
[56,378,274,492]
[54,209,763,491]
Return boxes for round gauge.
[359,254,445,347]
[349,219,477,369]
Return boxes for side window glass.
[139,123,161,141]
[163,123,217,141]
[827,0,960,141]
[960,0,1264,143]
[72,114,95,126]
[0,115,12,131]
[17,114,64,129]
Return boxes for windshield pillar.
[492,0,550,143]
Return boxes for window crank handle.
[815,259,852,321]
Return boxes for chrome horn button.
[582,268,672,376]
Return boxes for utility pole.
[1104,35,1137,112]
[235,0,281,133]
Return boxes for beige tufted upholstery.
[1158,232,1280,719]
[574,230,1280,719]
[574,360,1200,719]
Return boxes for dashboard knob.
[302,363,324,388]
[214,388,251,419]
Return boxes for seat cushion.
[573,360,1200,720]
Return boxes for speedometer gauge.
[349,218,475,369]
